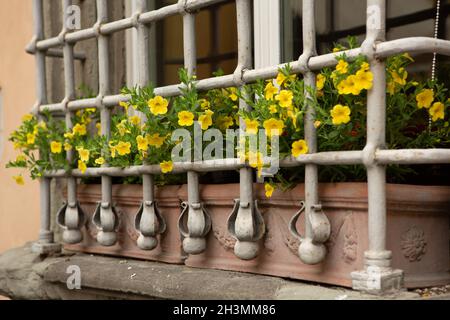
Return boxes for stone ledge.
[0,244,440,300]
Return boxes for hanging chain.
[430,0,441,129]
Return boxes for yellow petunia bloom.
[354,70,373,90]
[264,183,274,198]
[264,81,278,100]
[416,89,434,109]
[160,161,173,174]
[276,72,296,87]
[72,123,87,136]
[178,111,195,126]
[360,62,370,72]
[331,104,351,125]
[96,122,102,135]
[115,141,132,156]
[64,132,74,140]
[387,81,396,95]
[95,157,105,165]
[245,119,259,134]
[228,88,238,101]
[335,60,348,74]
[22,114,34,122]
[314,120,321,128]
[338,75,361,95]
[13,175,25,186]
[316,74,326,91]
[148,96,169,115]
[117,120,130,136]
[26,133,36,145]
[50,141,62,154]
[429,102,445,122]
[275,90,294,108]
[248,151,264,177]
[64,142,72,152]
[119,101,129,112]
[78,160,87,174]
[200,99,211,110]
[391,68,407,86]
[198,110,214,130]
[76,147,90,162]
[147,133,166,148]
[291,139,309,157]
[129,115,141,126]
[269,104,278,114]
[136,135,149,152]
[217,116,234,131]
[263,118,285,137]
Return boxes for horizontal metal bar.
[37,36,450,113]
[42,149,450,178]
[376,149,450,164]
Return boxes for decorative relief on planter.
[272,212,300,256]
[212,224,236,251]
[401,226,427,262]
[342,213,358,264]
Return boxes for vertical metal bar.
[134,0,166,251]
[58,0,84,244]
[351,0,403,293]
[227,0,265,261]
[31,0,61,254]
[290,0,330,265]
[179,1,211,255]
[93,0,118,246]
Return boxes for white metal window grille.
[27,0,450,293]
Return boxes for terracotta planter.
[66,183,450,288]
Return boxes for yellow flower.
[200,99,210,110]
[338,75,361,95]
[96,123,102,135]
[248,151,264,177]
[316,74,326,91]
[13,142,24,150]
[314,120,321,128]
[26,133,36,145]
[292,139,309,157]
[117,120,130,136]
[50,141,62,154]
[331,104,351,125]
[336,60,348,74]
[129,115,141,126]
[245,119,259,134]
[13,175,25,186]
[387,81,396,95]
[276,72,296,87]
[429,102,445,122]
[355,70,373,90]
[217,116,234,130]
[110,145,117,158]
[264,81,278,100]
[78,160,87,174]
[22,114,34,122]
[228,88,238,101]
[275,90,294,108]
[95,157,105,165]
[198,110,214,130]
[332,47,341,53]
[269,104,278,114]
[76,147,90,162]
[64,132,74,140]
[148,96,169,115]
[360,62,370,71]
[416,89,434,109]
[391,68,407,86]
[115,141,131,156]
[147,133,166,148]
[263,118,285,137]
[86,108,97,114]
[178,111,195,127]
[265,183,274,198]
[64,142,72,151]
[160,161,173,174]
[119,101,130,112]
[72,123,87,136]
[136,135,149,152]
[16,155,26,162]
